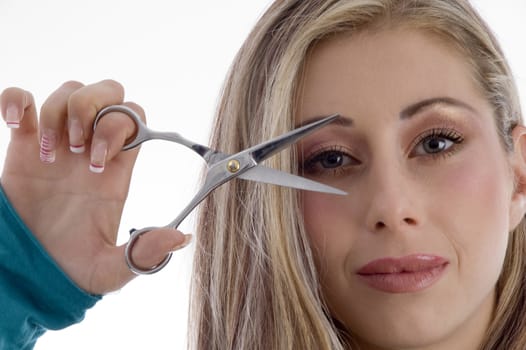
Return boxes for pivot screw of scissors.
[227,159,241,173]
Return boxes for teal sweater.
[0,185,100,349]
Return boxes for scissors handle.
[94,105,213,158]
[125,183,215,274]
[92,105,217,274]
[125,227,172,274]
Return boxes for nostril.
[373,218,416,231]
[404,217,417,225]
[375,221,386,230]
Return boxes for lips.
[356,254,449,293]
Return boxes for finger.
[131,228,192,276]
[67,79,125,154]
[0,87,37,134]
[89,101,144,173]
[39,81,85,163]
[96,229,192,292]
[130,230,192,272]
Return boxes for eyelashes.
[300,127,465,176]
[409,128,464,158]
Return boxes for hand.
[0,80,191,294]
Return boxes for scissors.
[94,105,346,275]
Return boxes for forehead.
[296,26,486,124]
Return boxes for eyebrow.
[400,97,476,119]
[297,97,476,129]
[295,114,353,129]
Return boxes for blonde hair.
[189,1,525,349]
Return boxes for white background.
[0,1,524,349]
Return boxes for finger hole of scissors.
[93,105,146,150]
[125,227,173,275]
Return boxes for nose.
[364,162,421,233]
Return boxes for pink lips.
[356,254,449,293]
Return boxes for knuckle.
[42,81,82,113]
[68,88,94,116]
[60,80,84,91]
[1,87,25,103]
[1,86,21,96]
[101,79,125,98]
[123,101,146,122]
[40,99,54,115]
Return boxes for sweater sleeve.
[0,185,101,350]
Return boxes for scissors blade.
[238,166,347,195]
[246,114,339,164]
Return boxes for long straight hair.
[189,1,525,349]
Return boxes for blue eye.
[412,129,464,157]
[302,147,357,175]
[317,150,347,168]
[419,136,454,154]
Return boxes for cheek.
[303,194,332,242]
[302,192,354,266]
[437,153,511,232]
[430,151,512,281]
[442,158,510,210]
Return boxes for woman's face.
[297,27,525,349]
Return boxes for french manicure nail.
[40,130,57,163]
[90,140,107,173]
[170,234,193,252]
[5,104,20,128]
[69,118,85,153]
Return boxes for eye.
[411,128,464,157]
[302,146,358,175]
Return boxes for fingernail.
[170,234,193,252]
[69,118,85,153]
[40,130,57,163]
[5,104,20,128]
[90,140,107,173]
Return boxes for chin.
[345,312,453,349]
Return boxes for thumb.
[128,228,192,274]
[95,229,192,293]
